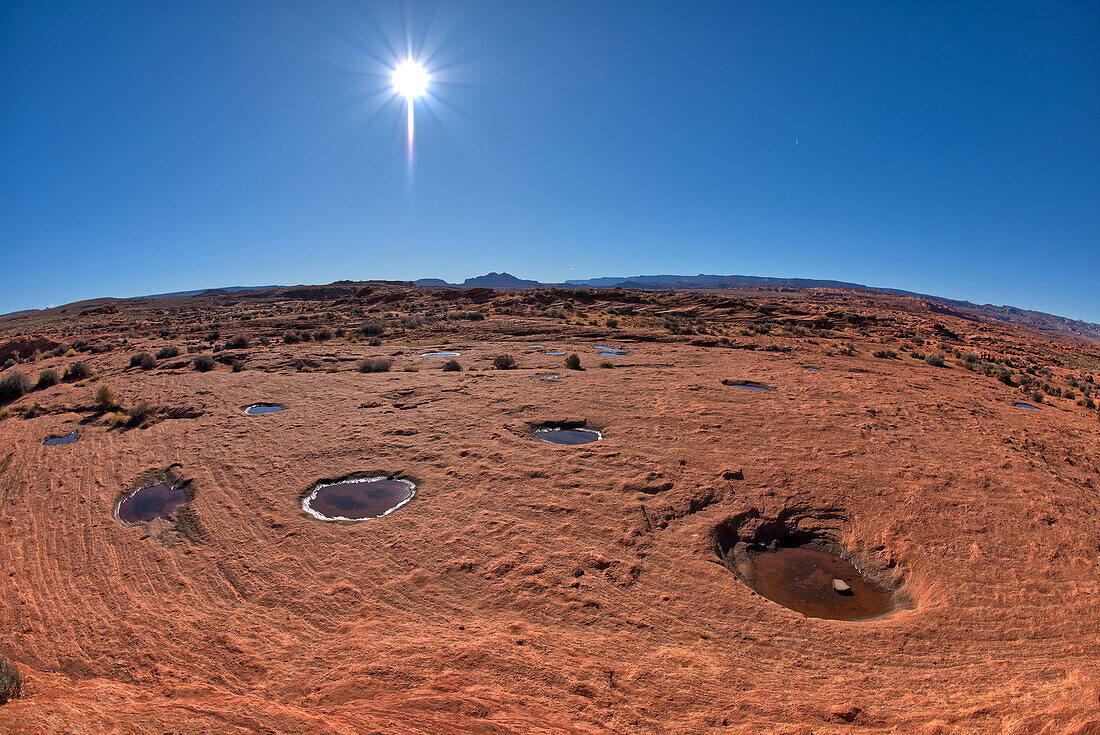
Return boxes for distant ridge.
[460,272,540,288]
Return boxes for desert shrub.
[442,359,461,372]
[298,364,314,373]
[94,384,117,411]
[598,360,614,368]
[925,354,945,367]
[605,317,619,328]
[357,357,392,373]
[325,365,340,373]
[995,367,1014,386]
[493,354,516,370]
[35,368,60,390]
[283,330,302,344]
[0,656,21,704]
[873,349,898,359]
[1,359,14,371]
[358,322,385,337]
[130,352,156,370]
[108,410,128,428]
[126,401,151,426]
[64,362,90,381]
[572,288,594,304]
[156,345,181,359]
[1031,391,1044,403]
[1063,389,1075,400]
[0,370,32,402]
[439,337,451,344]
[910,350,925,360]
[402,366,419,372]
[314,327,333,341]
[231,361,244,373]
[205,330,220,343]
[566,353,581,370]
[401,316,423,329]
[225,332,250,349]
[192,355,215,372]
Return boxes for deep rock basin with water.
[732,545,896,621]
[115,483,189,525]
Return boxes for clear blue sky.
[2,1,1098,321]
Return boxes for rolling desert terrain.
[1,282,1099,734]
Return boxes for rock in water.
[832,578,852,594]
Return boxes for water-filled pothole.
[546,351,565,355]
[244,404,285,415]
[540,374,560,380]
[302,476,416,521]
[43,431,79,446]
[716,513,901,621]
[115,483,189,525]
[1014,403,1040,409]
[534,427,602,445]
[722,379,773,391]
[599,351,629,357]
[420,352,460,357]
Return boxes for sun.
[392,60,429,99]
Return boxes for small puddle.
[244,404,285,415]
[1014,403,1040,409]
[43,431,79,446]
[302,477,416,521]
[540,374,560,380]
[546,351,565,355]
[115,483,189,525]
[735,546,895,621]
[803,367,820,371]
[599,351,629,357]
[722,379,773,391]
[593,345,635,352]
[535,428,602,445]
[420,352,460,357]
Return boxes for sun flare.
[392,60,429,99]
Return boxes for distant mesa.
[413,278,450,286]
[460,272,539,288]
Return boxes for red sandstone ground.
[1,284,1099,734]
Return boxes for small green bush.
[64,362,90,381]
[925,354,945,368]
[598,360,614,368]
[493,354,516,370]
[0,370,32,402]
[566,353,581,370]
[193,355,216,372]
[130,352,156,370]
[358,322,385,337]
[35,368,60,390]
[357,357,392,373]
[126,401,151,426]
[0,656,21,704]
[156,345,180,360]
[442,360,461,372]
[94,384,117,411]
[225,332,250,349]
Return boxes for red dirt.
[1,285,1099,733]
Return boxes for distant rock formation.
[460,272,539,288]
